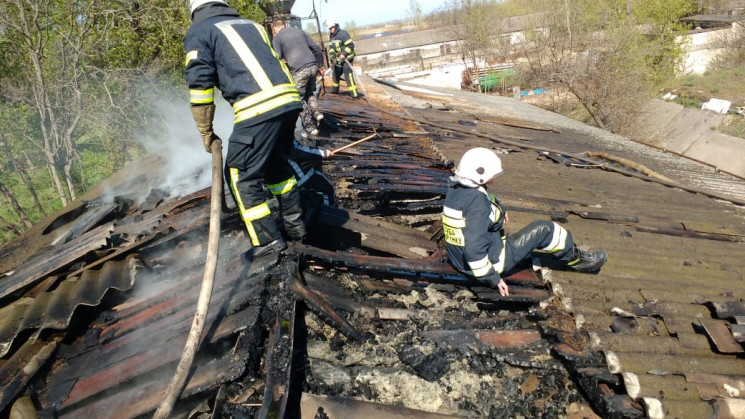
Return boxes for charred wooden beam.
[303,272,376,317]
[349,183,448,197]
[317,205,434,259]
[0,337,61,412]
[258,304,296,419]
[291,244,544,288]
[290,275,363,341]
[634,225,742,242]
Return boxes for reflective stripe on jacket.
[184,5,301,125]
[328,26,355,64]
[442,183,506,279]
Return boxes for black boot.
[567,247,607,273]
[278,188,306,242]
[242,237,287,265]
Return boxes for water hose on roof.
[154,140,223,419]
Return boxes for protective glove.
[483,271,509,297]
[190,104,219,153]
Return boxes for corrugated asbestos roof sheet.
[382,81,745,418]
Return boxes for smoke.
[98,95,234,206]
[139,96,234,200]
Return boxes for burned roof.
[1,75,745,419]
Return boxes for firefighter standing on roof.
[184,0,306,260]
[442,147,608,296]
[271,18,325,138]
[325,16,359,98]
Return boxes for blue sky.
[290,0,444,28]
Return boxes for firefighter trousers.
[498,220,575,275]
[331,61,358,97]
[225,112,306,246]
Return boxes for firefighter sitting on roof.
[442,147,608,296]
[325,16,359,98]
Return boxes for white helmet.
[325,16,338,29]
[455,147,503,185]
[190,0,226,15]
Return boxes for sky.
[290,0,444,28]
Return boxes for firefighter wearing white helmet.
[442,147,607,296]
[325,16,359,98]
[189,0,226,16]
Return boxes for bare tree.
[710,21,745,68]
[409,0,424,30]
[0,0,105,205]
[0,182,33,230]
[444,0,502,69]
[518,0,695,133]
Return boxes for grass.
[662,67,745,108]
[720,114,745,138]
[661,67,745,139]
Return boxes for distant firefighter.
[442,147,607,296]
[325,16,359,98]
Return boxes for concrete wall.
[633,99,745,178]
[680,21,743,74]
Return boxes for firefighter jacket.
[442,182,507,282]
[328,25,355,66]
[184,4,301,126]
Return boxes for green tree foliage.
[518,0,696,133]
[0,0,267,242]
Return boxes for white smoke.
[106,97,233,204]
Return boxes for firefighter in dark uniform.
[325,16,359,98]
[442,147,607,296]
[289,139,337,225]
[185,0,305,261]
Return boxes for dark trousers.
[331,61,357,97]
[225,111,306,246]
[498,220,575,274]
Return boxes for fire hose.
[154,139,223,419]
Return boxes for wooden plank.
[0,337,61,412]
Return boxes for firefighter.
[185,0,306,262]
[325,16,359,98]
[271,18,325,138]
[289,139,337,224]
[442,147,607,296]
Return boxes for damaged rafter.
[258,303,297,418]
[290,272,363,341]
[290,243,544,289]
